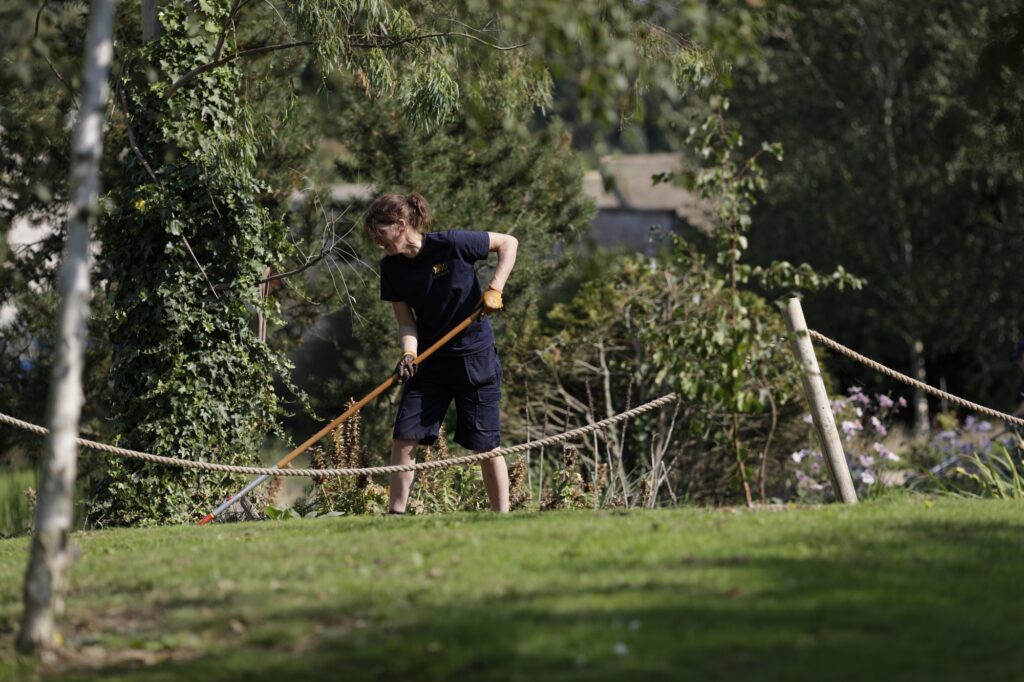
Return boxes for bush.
[788,387,908,502]
[296,414,531,516]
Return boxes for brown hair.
[363,192,433,239]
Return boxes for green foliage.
[539,445,608,511]
[718,0,1024,409]
[517,87,858,506]
[304,401,390,516]
[680,97,863,296]
[0,468,36,538]
[0,0,724,524]
[522,243,807,505]
[264,504,302,520]
[0,0,83,226]
[0,0,114,461]
[88,2,293,525]
[944,442,1024,500]
[969,7,1024,156]
[284,0,714,132]
[406,427,490,514]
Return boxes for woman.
[364,193,519,514]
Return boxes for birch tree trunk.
[18,0,117,654]
[911,338,930,438]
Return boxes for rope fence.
[2,329,1019,480]
[0,394,679,478]
[808,329,1024,429]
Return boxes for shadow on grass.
[55,517,1024,682]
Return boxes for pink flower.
[898,397,908,408]
[877,395,894,410]
[872,442,900,462]
[858,454,875,468]
[849,392,870,406]
[791,448,818,464]
[861,469,876,485]
[802,413,814,424]
[870,416,887,436]
[795,469,824,491]
[841,420,862,434]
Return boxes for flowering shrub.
[789,387,907,501]
[921,414,1015,464]
[911,412,1022,498]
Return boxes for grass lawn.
[1,495,1022,681]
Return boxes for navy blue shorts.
[393,347,502,451]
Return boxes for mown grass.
[1,496,1022,681]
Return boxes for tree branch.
[257,250,327,285]
[167,29,526,101]
[164,41,313,99]
[117,84,160,186]
[347,31,528,51]
[213,0,258,61]
[213,0,242,61]
[34,0,75,98]
[254,231,352,286]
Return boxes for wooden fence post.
[783,298,858,504]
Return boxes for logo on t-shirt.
[432,262,450,278]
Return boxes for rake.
[198,306,484,525]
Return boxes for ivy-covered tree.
[88,0,302,525]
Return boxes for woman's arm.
[392,301,418,356]
[486,232,519,293]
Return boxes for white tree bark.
[18,0,117,654]
[911,338,930,438]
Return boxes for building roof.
[300,155,715,231]
[582,153,714,233]
[330,183,375,204]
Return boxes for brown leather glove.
[394,352,418,384]
[482,286,504,314]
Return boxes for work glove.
[394,352,418,384]
[482,286,504,314]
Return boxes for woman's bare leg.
[480,455,510,512]
[389,439,418,513]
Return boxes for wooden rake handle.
[273,305,485,470]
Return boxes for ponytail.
[405,192,433,233]
[364,192,433,239]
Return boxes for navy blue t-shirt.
[380,230,494,357]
